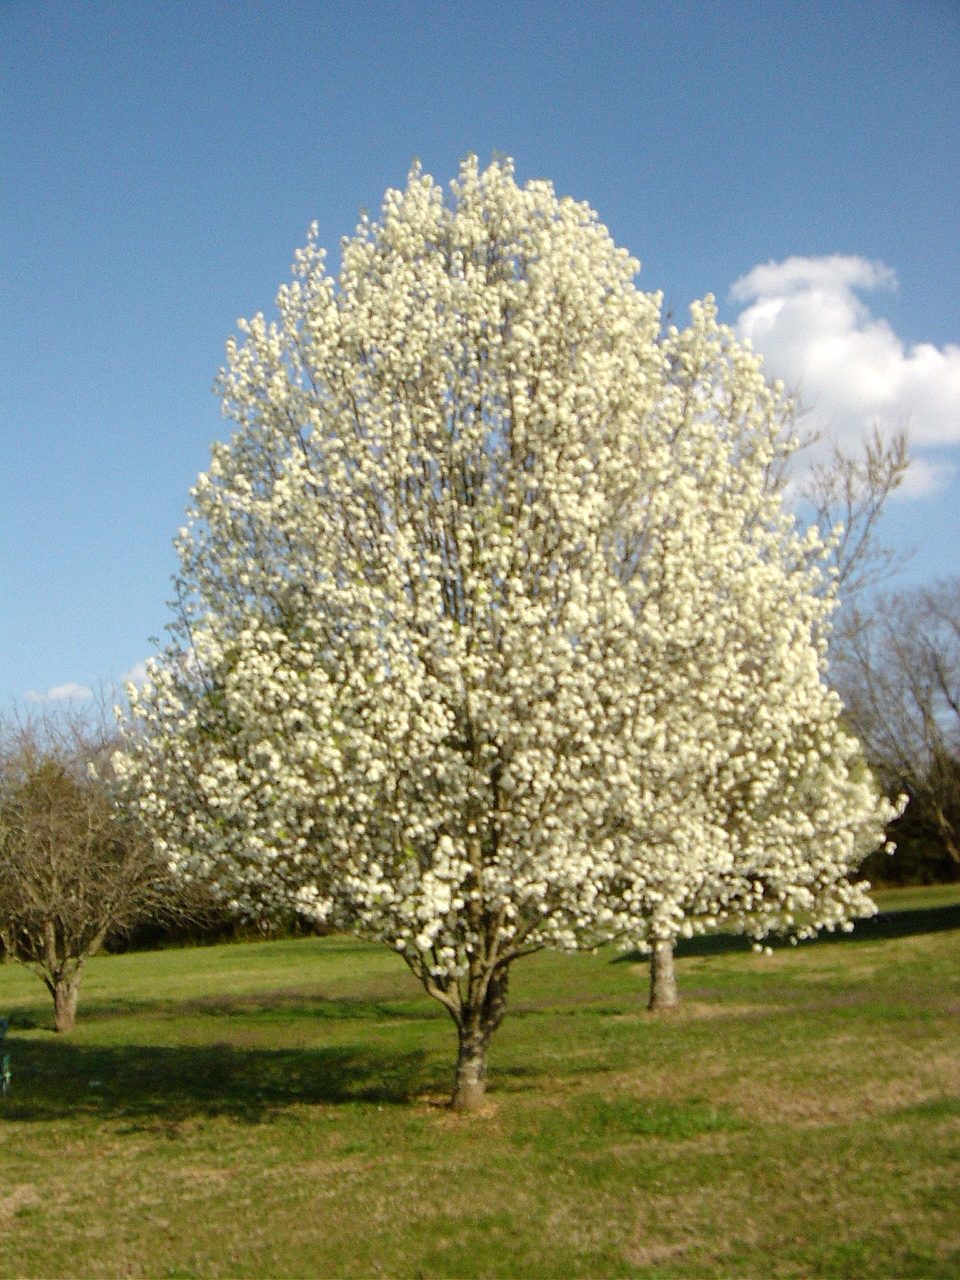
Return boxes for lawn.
[0,884,958,1278]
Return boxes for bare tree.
[834,580,960,868]
[801,426,911,601]
[0,711,183,1031]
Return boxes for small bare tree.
[834,580,960,868]
[0,711,182,1031]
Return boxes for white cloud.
[893,455,957,501]
[24,682,94,704]
[118,660,149,689]
[730,254,960,497]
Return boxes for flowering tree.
[609,317,901,1010]
[119,158,892,1106]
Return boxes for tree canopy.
[118,157,894,1107]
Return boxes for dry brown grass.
[0,889,958,1276]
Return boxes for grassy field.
[0,883,958,1278]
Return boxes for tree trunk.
[53,978,80,1033]
[648,938,679,1010]
[452,1027,489,1112]
[450,965,510,1111]
[936,817,960,866]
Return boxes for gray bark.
[450,966,509,1111]
[53,978,80,1033]
[648,938,679,1010]
[452,1030,488,1112]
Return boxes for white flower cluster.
[116,157,895,1022]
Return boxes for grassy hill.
[0,884,958,1277]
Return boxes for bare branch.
[833,579,960,865]
[801,425,911,599]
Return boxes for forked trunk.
[648,938,679,1010]
[452,1029,489,1112]
[53,979,80,1033]
[450,965,510,1111]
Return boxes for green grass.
[0,884,958,1277]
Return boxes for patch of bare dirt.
[727,1048,960,1126]
[625,1186,757,1270]
[0,1183,40,1222]
[174,1166,232,1187]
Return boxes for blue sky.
[2,0,959,708]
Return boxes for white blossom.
[117,157,894,1108]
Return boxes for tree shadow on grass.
[0,1036,439,1125]
[70,989,447,1027]
[613,899,960,964]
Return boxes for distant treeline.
[107,809,959,955]
[103,904,330,954]
[861,803,960,887]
